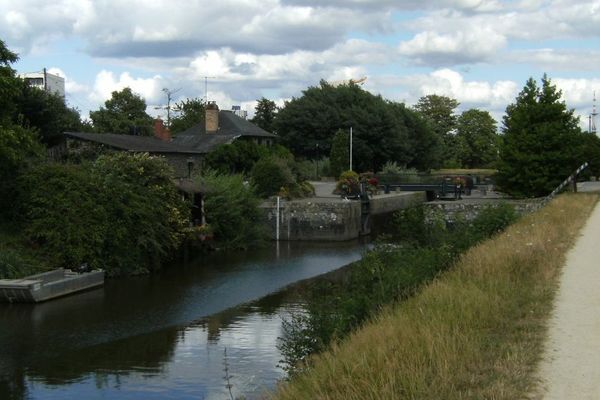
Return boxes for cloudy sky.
[2,0,599,129]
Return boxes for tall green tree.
[0,39,20,123]
[90,87,153,135]
[497,75,583,197]
[414,94,460,164]
[329,129,349,178]
[251,97,277,132]
[15,85,83,146]
[455,109,499,168]
[170,97,204,133]
[275,82,426,172]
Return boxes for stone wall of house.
[162,154,203,178]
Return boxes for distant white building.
[231,105,248,119]
[20,69,65,98]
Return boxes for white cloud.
[398,25,507,66]
[89,70,164,104]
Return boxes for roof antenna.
[203,76,216,104]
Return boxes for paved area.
[536,200,600,399]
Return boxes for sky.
[2,0,599,130]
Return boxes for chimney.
[205,101,219,133]
[153,118,171,141]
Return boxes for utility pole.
[590,91,597,134]
[155,87,181,127]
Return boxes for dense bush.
[200,171,266,249]
[0,124,43,221]
[279,203,518,375]
[251,156,296,198]
[334,170,360,197]
[19,153,189,276]
[0,247,37,279]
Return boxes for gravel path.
[536,200,600,399]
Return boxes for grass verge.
[270,193,598,399]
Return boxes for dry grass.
[270,193,598,400]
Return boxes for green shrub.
[251,157,296,198]
[471,203,518,239]
[19,153,189,276]
[200,171,266,249]
[0,248,36,279]
[334,170,360,196]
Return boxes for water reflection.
[22,292,302,400]
[0,241,366,399]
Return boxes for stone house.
[64,102,276,178]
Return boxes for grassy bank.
[0,223,50,279]
[271,193,598,399]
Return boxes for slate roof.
[174,110,276,138]
[64,132,204,154]
[65,110,277,155]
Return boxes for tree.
[388,102,442,170]
[0,40,21,124]
[200,171,266,249]
[251,97,277,132]
[275,82,422,172]
[455,109,499,168]
[170,97,204,133]
[414,94,460,164]
[15,84,83,146]
[329,129,349,178]
[90,87,153,135]
[19,153,189,275]
[497,75,583,197]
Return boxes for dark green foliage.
[0,124,44,221]
[329,129,349,178]
[251,97,277,133]
[389,103,442,171]
[204,140,271,174]
[170,97,204,134]
[471,203,518,239]
[200,171,266,249]
[414,94,460,165]
[279,203,518,375]
[14,84,83,146]
[456,109,500,168]
[497,75,583,197]
[90,87,153,135]
[275,82,430,172]
[0,248,36,279]
[251,157,296,197]
[19,153,189,276]
[577,131,600,178]
[0,39,21,123]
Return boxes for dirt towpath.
[535,199,600,399]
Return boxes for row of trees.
[250,84,501,173]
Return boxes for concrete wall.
[260,192,429,241]
[369,192,427,215]
[260,199,362,241]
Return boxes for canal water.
[0,240,369,400]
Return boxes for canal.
[0,240,369,400]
